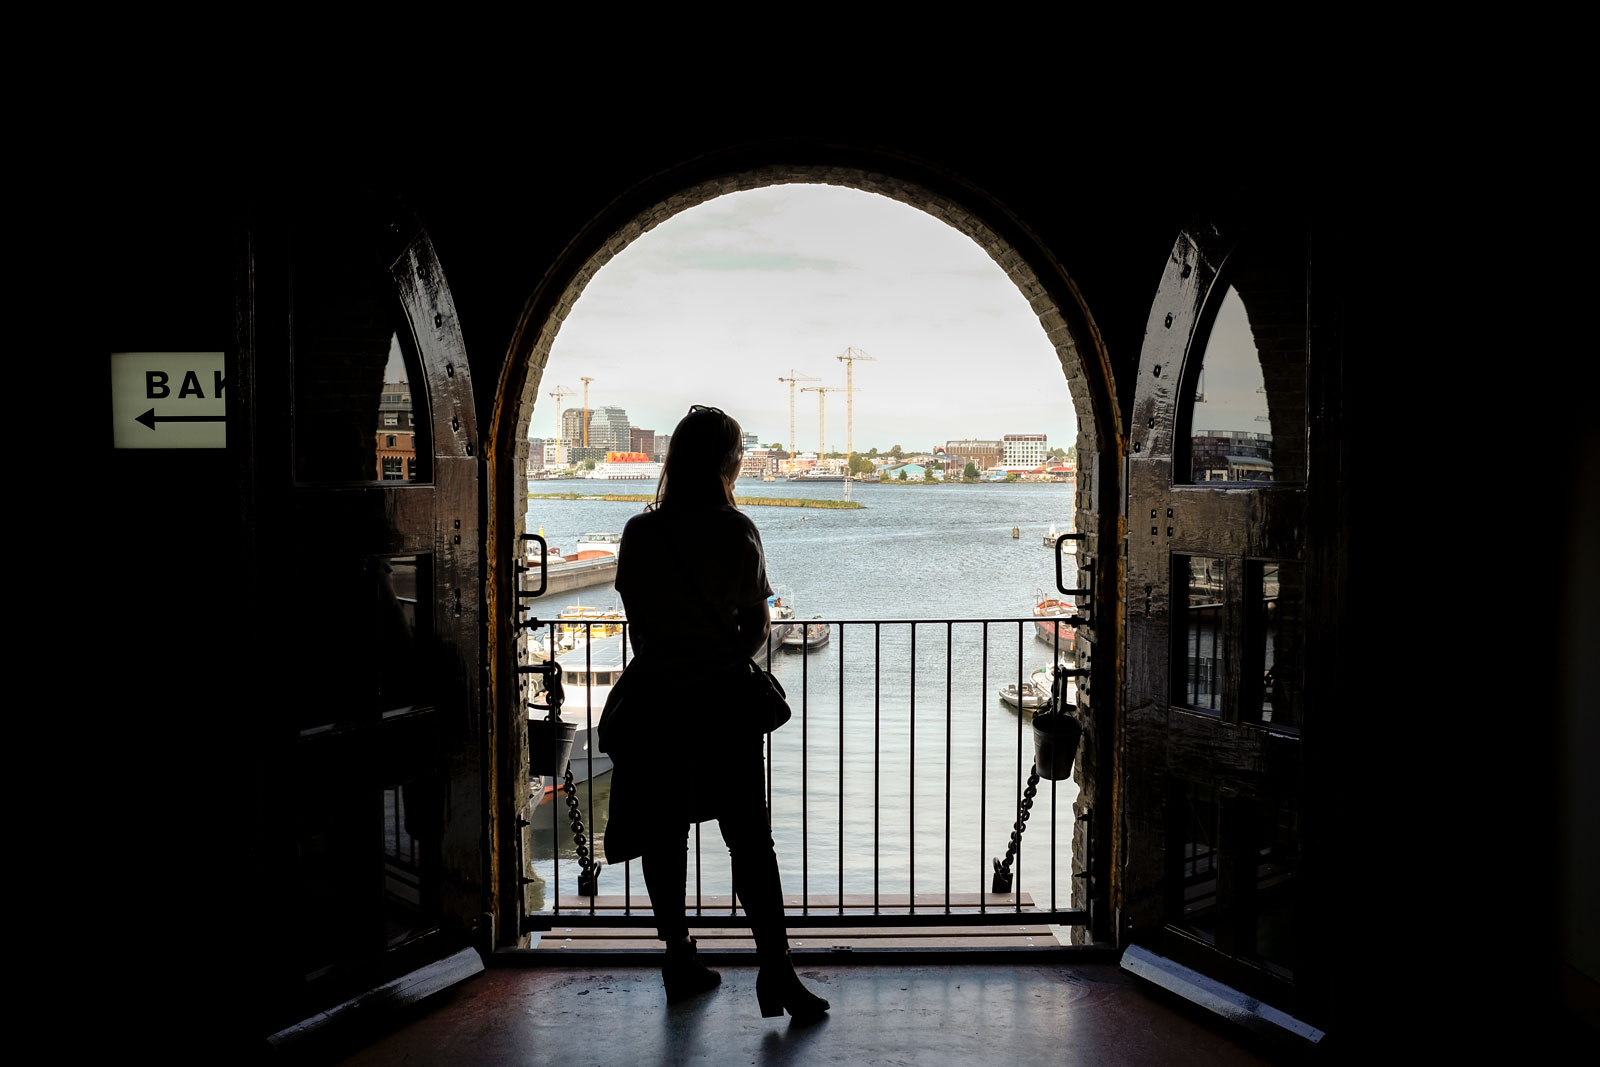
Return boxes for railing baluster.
[585,625,595,911]
[909,621,916,913]
[873,622,881,914]
[551,623,560,914]
[1016,620,1024,913]
[945,620,953,914]
[980,621,988,913]
[801,622,809,915]
[622,624,632,914]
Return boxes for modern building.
[628,427,655,458]
[586,406,631,452]
[1002,433,1048,468]
[560,407,589,450]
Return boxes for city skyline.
[531,185,1080,451]
[385,185,1267,452]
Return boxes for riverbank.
[529,493,863,509]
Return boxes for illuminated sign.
[111,352,226,449]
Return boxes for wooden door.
[1121,221,1315,1016]
[247,191,482,1025]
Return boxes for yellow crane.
[777,369,820,454]
[546,384,576,466]
[800,385,838,460]
[836,347,876,458]
[579,376,596,448]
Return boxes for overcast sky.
[530,185,1080,453]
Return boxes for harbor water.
[526,477,1081,913]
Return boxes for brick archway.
[487,156,1124,945]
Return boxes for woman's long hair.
[652,407,744,511]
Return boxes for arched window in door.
[1176,247,1307,487]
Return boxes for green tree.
[848,452,873,476]
[769,442,783,450]
[923,465,937,482]
[897,468,908,481]
[1004,471,1019,483]
[582,458,597,471]
[963,461,979,480]
[1066,444,1077,462]
[889,444,903,459]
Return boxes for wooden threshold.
[531,891,1072,952]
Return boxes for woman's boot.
[756,950,830,1022]
[662,936,721,1003]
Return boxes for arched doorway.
[485,158,1125,949]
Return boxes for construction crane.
[800,385,837,460]
[547,383,575,466]
[777,369,820,454]
[836,347,876,458]
[579,376,596,447]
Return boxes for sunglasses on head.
[689,404,724,416]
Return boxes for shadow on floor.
[329,961,1289,1066]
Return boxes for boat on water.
[998,678,1049,709]
[762,586,797,661]
[522,533,620,595]
[1044,521,1060,545]
[528,601,627,657]
[572,531,622,555]
[1000,664,1078,710]
[781,616,830,651]
[1032,590,1076,652]
[533,634,628,800]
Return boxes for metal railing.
[517,612,1092,934]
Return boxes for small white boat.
[998,680,1049,709]
[781,616,830,651]
[532,635,627,801]
[1044,521,1060,545]
[763,586,797,660]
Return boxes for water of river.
[525,477,1082,913]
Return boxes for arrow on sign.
[136,408,227,431]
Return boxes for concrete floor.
[335,962,1282,1066]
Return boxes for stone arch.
[485,155,1125,943]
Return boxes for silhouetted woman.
[603,404,829,1022]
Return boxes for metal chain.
[991,763,1042,894]
[563,764,602,896]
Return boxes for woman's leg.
[716,744,829,1021]
[716,783,788,958]
[641,824,690,944]
[643,823,721,1001]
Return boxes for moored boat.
[781,616,830,651]
[762,585,797,661]
[1032,590,1076,652]
[533,635,628,800]
[529,601,627,657]
[998,679,1049,709]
